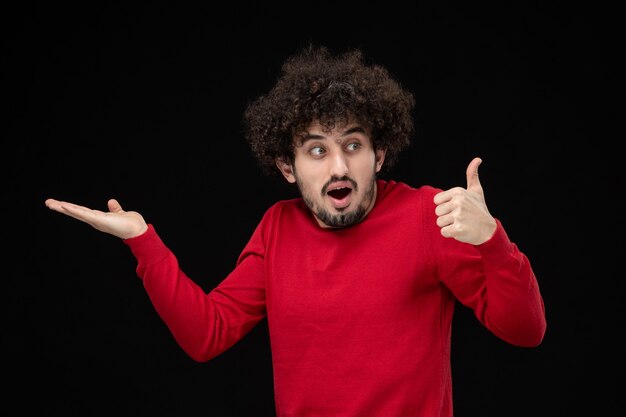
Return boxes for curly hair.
[242,45,415,176]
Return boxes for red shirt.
[125,180,546,417]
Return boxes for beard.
[295,173,378,228]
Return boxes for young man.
[45,45,546,417]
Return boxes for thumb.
[107,198,124,213]
[465,157,483,192]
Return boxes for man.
[45,45,546,417]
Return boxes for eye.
[309,146,325,157]
[346,142,361,152]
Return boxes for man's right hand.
[45,198,148,239]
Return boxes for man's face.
[276,121,385,228]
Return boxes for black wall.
[3,2,622,416]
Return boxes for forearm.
[474,222,547,347]
[124,225,266,361]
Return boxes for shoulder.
[256,196,308,228]
[265,197,304,216]
[377,179,443,208]
[370,180,444,229]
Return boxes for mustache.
[321,176,358,195]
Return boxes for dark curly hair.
[243,45,415,176]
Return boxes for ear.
[374,148,386,173]
[276,158,297,183]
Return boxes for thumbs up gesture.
[433,157,497,245]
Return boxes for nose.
[329,150,349,178]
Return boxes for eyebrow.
[301,126,366,143]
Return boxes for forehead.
[295,120,370,145]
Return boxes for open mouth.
[327,188,351,200]
[326,183,353,209]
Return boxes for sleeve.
[422,187,547,347]
[123,223,267,362]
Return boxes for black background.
[3,2,623,416]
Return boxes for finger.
[433,191,449,206]
[465,157,483,192]
[439,224,453,239]
[434,186,466,205]
[45,198,61,210]
[57,203,103,223]
[45,199,85,214]
[434,201,454,217]
[436,214,453,229]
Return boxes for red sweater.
[124,180,546,417]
